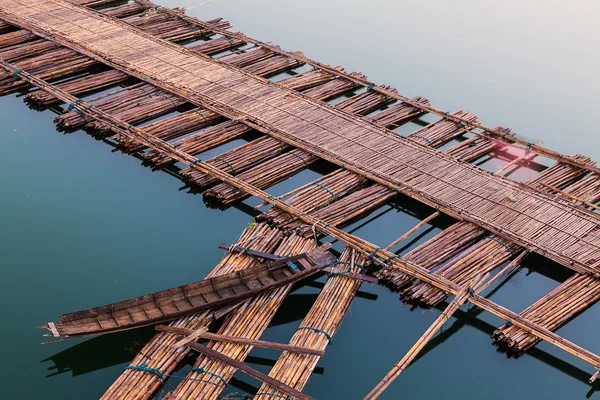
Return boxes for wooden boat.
[41,244,337,339]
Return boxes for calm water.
[1,0,600,398]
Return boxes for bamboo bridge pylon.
[2,0,600,398]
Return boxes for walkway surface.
[2,0,600,273]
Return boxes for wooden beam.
[156,325,325,357]
[185,341,313,400]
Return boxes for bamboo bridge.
[3,0,600,398]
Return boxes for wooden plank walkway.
[2,0,600,275]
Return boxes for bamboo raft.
[1,0,600,398]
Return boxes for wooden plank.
[156,325,325,356]
[186,341,314,400]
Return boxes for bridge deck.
[2,0,600,273]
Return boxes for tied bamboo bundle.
[406,110,479,148]
[333,84,397,116]
[255,248,365,399]
[151,121,252,167]
[187,36,246,56]
[276,68,338,92]
[257,169,369,226]
[560,172,600,207]
[101,223,286,400]
[203,150,319,207]
[401,235,520,307]
[376,222,485,290]
[243,53,304,78]
[182,136,291,189]
[55,84,181,130]
[128,108,222,154]
[367,96,430,129]
[25,70,129,105]
[301,72,367,101]
[445,127,514,162]
[528,154,595,193]
[167,233,317,400]
[220,47,274,68]
[284,185,395,237]
[493,273,600,355]
[0,41,59,63]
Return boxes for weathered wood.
[155,325,325,356]
[41,246,336,338]
[185,341,313,400]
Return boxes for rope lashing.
[67,100,81,112]
[410,134,434,146]
[127,124,133,131]
[313,182,337,200]
[75,108,87,124]
[20,30,29,42]
[223,182,240,200]
[12,68,23,79]
[366,84,374,92]
[125,364,164,381]
[190,158,202,166]
[161,94,178,108]
[190,367,228,387]
[297,326,332,344]
[385,254,402,265]
[196,110,209,124]
[288,152,308,167]
[255,393,291,400]
[334,260,366,272]
[368,247,382,262]
[215,157,236,174]
[139,87,153,98]
[341,163,345,169]
[467,287,475,297]
[483,235,514,255]
[506,319,513,327]
[317,222,330,236]
[223,36,235,47]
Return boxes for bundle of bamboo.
[368,96,430,129]
[203,150,319,207]
[528,154,595,193]
[242,54,303,78]
[376,222,485,290]
[56,84,183,130]
[445,127,514,162]
[401,235,520,307]
[406,110,478,148]
[333,84,396,116]
[257,169,369,226]
[182,136,290,189]
[148,120,251,166]
[187,36,246,55]
[25,70,129,105]
[493,273,600,355]
[255,247,365,399]
[284,185,395,237]
[220,47,274,68]
[276,68,338,92]
[302,72,367,101]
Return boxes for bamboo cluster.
[493,273,600,355]
[285,185,395,236]
[204,150,318,207]
[368,96,430,129]
[333,84,396,116]
[258,169,369,226]
[376,222,484,290]
[255,247,365,399]
[445,126,514,162]
[402,235,520,307]
[407,110,479,148]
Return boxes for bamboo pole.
[385,211,440,251]
[364,280,482,399]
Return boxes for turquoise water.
[1,0,600,398]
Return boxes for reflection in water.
[41,326,156,378]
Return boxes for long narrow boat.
[41,244,337,340]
